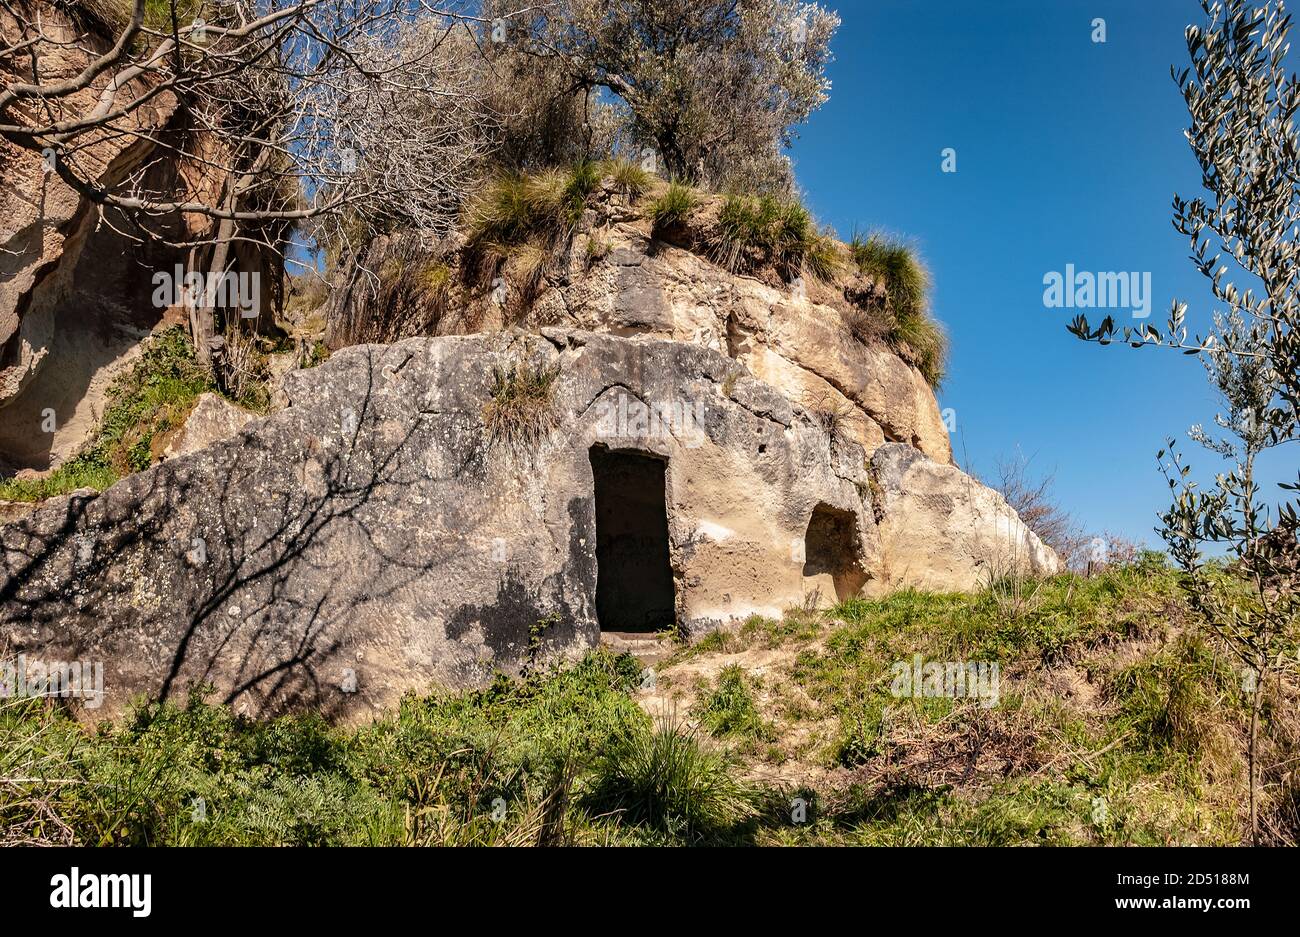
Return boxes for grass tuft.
[715,194,840,281]
[647,180,698,234]
[695,665,772,741]
[604,158,652,200]
[482,356,562,453]
[467,163,599,251]
[583,719,758,838]
[848,233,946,386]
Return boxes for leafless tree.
[1,0,498,362]
[992,452,1087,567]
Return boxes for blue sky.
[789,0,1295,547]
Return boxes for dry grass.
[482,356,562,453]
[603,158,652,201]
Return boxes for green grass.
[464,163,607,300]
[467,164,599,250]
[0,327,211,502]
[1,651,762,846]
[715,193,841,281]
[848,233,947,386]
[2,564,1274,846]
[694,665,772,741]
[583,719,760,839]
[647,180,698,234]
[768,565,1253,843]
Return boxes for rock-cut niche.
[803,502,868,602]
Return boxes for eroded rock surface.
[332,188,954,467]
[0,331,1051,718]
[0,3,278,472]
[870,443,1062,592]
[0,6,181,469]
[535,228,954,464]
[162,394,258,460]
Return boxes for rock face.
[162,394,258,460]
[0,3,277,473]
[536,232,955,465]
[0,4,181,472]
[870,443,1061,592]
[0,330,1053,718]
[333,187,954,467]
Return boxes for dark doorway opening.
[590,445,675,632]
[803,503,869,601]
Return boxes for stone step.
[599,630,677,665]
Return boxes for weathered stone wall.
[340,186,956,468]
[526,227,955,465]
[0,331,854,716]
[0,329,1056,719]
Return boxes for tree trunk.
[1249,671,1261,845]
[186,246,214,367]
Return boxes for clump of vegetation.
[331,237,458,346]
[647,180,698,235]
[715,193,840,281]
[695,666,771,741]
[467,164,598,251]
[807,392,852,444]
[583,720,759,838]
[217,330,272,413]
[849,233,947,387]
[462,163,606,307]
[851,234,927,318]
[482,356,562,452]
[604,157,652,201]
[0,328,211,502]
